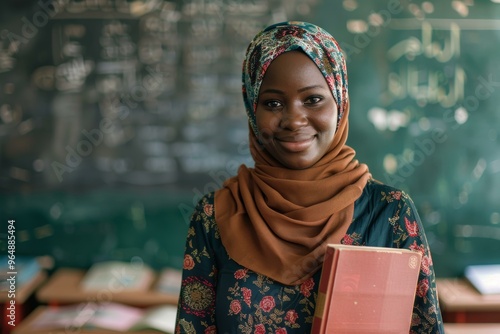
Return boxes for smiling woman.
[175,21,445,334]
[256,51,338,169]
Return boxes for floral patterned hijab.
[243,21,348,136]
[215,21,371,285]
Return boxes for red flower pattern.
[409,240,425,256]
[230,299,242,314]
[254,324,266,334]
[405,217,419,237]
[300,278,314,297]
[234,268,248,279]
[416,278,430,298]
[285,310,298,324]
[420,255,432,275]
[204,325,216,334]
[391,191,402,200]
[203,204,213,216]
[275,328,287,334]
[342,234,354,245]
[183,254,195,270]
[259,296,276,312]
[242,287,252,306]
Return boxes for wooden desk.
[437,278,500,323]
[444,323,500,334]
[13,306,165,334]
[36,268,178,307]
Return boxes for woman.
[175,21,444,333]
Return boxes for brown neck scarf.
[214,21,371,285]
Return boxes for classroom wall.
[1,0,499,276]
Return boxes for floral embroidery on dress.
[299,278,314,297]
[416,278,430,299]
[254,324,266,334]
[405,216,419,237]
[176,318,196,334]
[234,268,249,280]
[183,254,195,270]
[381,190,402,203]
[203,204,213,217]
[229,299,242,315]
[242,287,252,306]
[259,295,276,312]
[181,276,215,317]
[204,325,216,334]
[222,269,316,333]
[285,309,299,324]
[342,231,362,245]
[409,240,425,254]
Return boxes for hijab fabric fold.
[215,21,371,285]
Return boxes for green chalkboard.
[1,0,499,277]
[313,0,500,277]
[0,0,316,271]
[0,189,192,270]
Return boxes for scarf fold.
[214,21,371,285]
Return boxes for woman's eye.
[305,96,323,105]
[265,100,282,109]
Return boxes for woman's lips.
[276,136,315,152]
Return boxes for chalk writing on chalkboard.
[0,0,319,189]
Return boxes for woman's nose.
[279,103,308,130]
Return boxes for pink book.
[311,244,422,334]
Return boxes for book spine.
[311,247,336,334]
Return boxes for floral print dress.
[175,180,444,334]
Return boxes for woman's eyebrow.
[259,88,284,95]
[259,85,326,95]
[297,85,325,93]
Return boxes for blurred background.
[0,0,499,277]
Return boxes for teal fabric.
[175,180,445,333]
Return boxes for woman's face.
[255,51,338,170]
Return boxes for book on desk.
[464,264,500,295]
[13,302,177,334]
[311,244,422,334]
[14,261,182,333]
[80,261,156,292]
[36,262,180,307]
